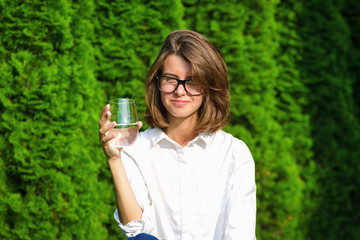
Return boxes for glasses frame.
[156,75,204,96]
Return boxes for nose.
[174,82,187,96]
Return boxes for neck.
[165,115,198,147]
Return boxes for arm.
[98,104,142,225]
[224,140,257,240]
[108,157,143,225]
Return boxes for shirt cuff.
[114,209,154,237]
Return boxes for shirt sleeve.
[224,139,257,240]
[113,147,155,237]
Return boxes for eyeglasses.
[156,76,204,96]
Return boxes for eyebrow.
[162,72,192,79]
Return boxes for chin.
[168,110,198,120]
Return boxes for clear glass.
[108,98,138,148]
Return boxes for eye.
[162,76,177,84]
[163,76,173,81]
[186,79,198,85]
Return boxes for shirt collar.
[149,128,168,146]
[148,128,213,148]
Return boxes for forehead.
[162,55,192,77]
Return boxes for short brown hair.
[145,30,229,133]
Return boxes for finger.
[99,121,116,135]
[101,130,115,144]
[100,104,110,118]
[137,121,143,129]
[98,110,112,128]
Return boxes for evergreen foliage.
[0,0,108,239]
[341,0,360,120]
[0,0,359,239]
[298,1,360,239]
[273,0,316,236]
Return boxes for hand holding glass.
[108,98,139,148]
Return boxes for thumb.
[137,121,143,129]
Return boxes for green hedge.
[298,0,360,239]
[0,1,107,239]
[0,0,359,239]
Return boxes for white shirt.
[114,128,256,240]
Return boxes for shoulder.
[213,130,248,148]
[213,130,254,164]
[128,127,159,145]
[121,127,159,156]
[137,127,154,142]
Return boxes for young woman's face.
[160,55,204,123]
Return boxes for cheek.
[160,92,168,105]
[160,92,171,111]
[195,96,204,108]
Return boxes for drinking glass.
[108,98,139,148]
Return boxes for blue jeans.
[127,233,159,240]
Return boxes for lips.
[171,99,189,106]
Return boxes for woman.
[99,30,256,240]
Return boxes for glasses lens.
[159,76,177,92]
[185,80,203,95]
